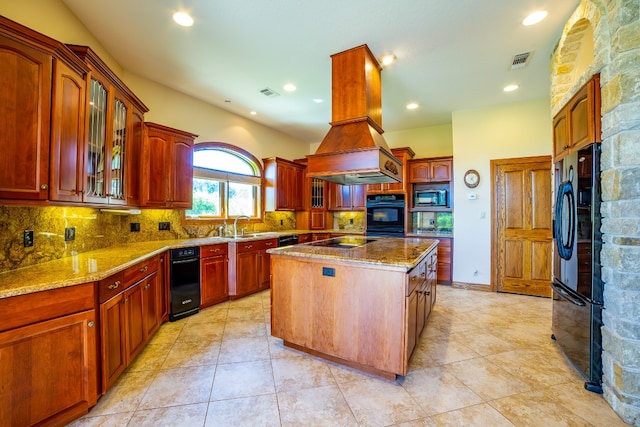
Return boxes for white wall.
[451,98,552,285]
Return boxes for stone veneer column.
[553,1,640,425]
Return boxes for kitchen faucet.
[234,215,250,238]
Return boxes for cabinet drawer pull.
[411,276,418,282]
[245,244,253,249]
[209,248,220,253]
[88,321,95,328]
[140,265,149,273]
[108,281,121,290]
[420,272,426,278]
[266,242,274,247]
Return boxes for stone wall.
[552,1,640,424]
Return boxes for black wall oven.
[366,194,405,237]
[169,247,201,321]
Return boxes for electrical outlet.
[130,222,141,232]
[23,230,34,247]
[158,222,170,231]
[350,218,354,224]
[280,219,284,225]
[64,227,76,242]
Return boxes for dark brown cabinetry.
[228,238,278,298]
[409,157,452,183]
[0,283,98,426]
[141,123,198,208]
[366,147,415,194]
[200,243,229,308]
[263,157,305,211]
[295,157,330,229]
[0,16,89,202]
[436,237,452,285]
[99,256,163,393]
[553,74,601,162]
[327,182,365,211]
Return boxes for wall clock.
[464,169,480,188]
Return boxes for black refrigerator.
[551,142,603,393]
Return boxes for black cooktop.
[308,236,376,249]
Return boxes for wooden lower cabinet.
[200,243,229,308]
[99,258,163,393]
[228,238,277,298]
[406,247,437,358]
[0,283,98,427]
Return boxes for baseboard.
[451,281,493,292]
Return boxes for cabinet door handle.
[88,321,95,328]
[123,298,128,304]
[140,266,149,273]
[40,184,48,190]
[420,272,426,278]
[108,281,121,290]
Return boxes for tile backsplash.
[0,206,295,272]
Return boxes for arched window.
[185,142,263,221]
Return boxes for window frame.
[183,142,264,225]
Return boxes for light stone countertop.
[0,231,309,299]
[268,236,438,271]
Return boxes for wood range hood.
[306,45,402,185]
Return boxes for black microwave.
[414,189,448,207]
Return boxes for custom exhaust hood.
[306,45,402,185]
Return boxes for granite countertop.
[268,236,438,272]
[406,230,453,238]
[0,230,319,299]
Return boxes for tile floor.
[68,286,628,427]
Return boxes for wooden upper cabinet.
[263,157,305,211]
[67,45,149,206]
[49,58,87,202]
[552,74,601,162]
[141,122,197,208]
[409,157,452,183]
[365,147,415,193]
[0,17,89,201]
[327,183,365,211]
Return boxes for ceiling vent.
[259,87,280,97]
[511,51,533,70]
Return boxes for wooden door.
[0,35,52,200]
[141,272,160,339]
[236,251,259,296]
[0,310,97,426]
[430,160,452,181]
[141,129,169,206]
[100,293,126,392]
[49,59,86,202]
[169,136,194,208]
[493,156,552,297]
[351,185,366,210]
[201,254,228,307]
[124,281,145,363]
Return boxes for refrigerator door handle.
[551,279,587,307]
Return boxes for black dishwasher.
[169,247,200,321]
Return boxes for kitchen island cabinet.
[0,283,98,427]
[269,237,437,378]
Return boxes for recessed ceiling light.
[173,11,194,27]
[504,84,519,92]
[381,54,396,66]
[406,103,419,110]
[523,11,547,26]
[250,111,257,115]
[313,98,324,103]
[283,83,297,92]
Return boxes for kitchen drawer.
[298,233,312,243]
[201,243,228,257]
[235,238,278,253]
[99,271,125,303]
[407,257,427,296]
[123,255,158,286]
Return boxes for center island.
[268,236,438,379]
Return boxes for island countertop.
[268,236,439,271]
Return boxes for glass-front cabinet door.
[84,78,128,205]
[110,98,127,202]
[85,78,108,202]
